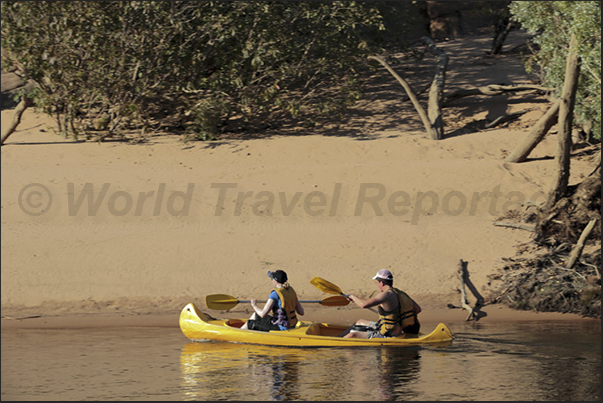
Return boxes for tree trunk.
[1,95,32,145]
[544,34,580,211]
[422,36,448,140]
[504,100,560,163]
[490,20,514,55]
[367,55,439,140]
[368,38,448,140]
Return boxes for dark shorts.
[246,315,281,332]
[402,321,420,335]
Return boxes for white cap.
[372,269,393,281]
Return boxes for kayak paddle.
[310,276,378,314]
[205,294,350,311]
[310,276,349,297]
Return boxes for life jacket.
[377,287,417,336]
[271,286,299,328]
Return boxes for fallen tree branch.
[493,221,536,232]
[581,260,601,280]
[485,109,530,129]
[444,84,552,104]
[458,259,484,321]
[1,315,42,320]
[566,218,598,270]
[505,100,561,163]
[1,95,32,145]
[458,260,475,320]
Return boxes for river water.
[2,320,600,401]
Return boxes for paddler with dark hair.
[241,270,305,331]
[340,269,421,338]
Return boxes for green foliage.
[1,1,395,140]
[509,1,601,140]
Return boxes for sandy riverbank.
[2,31,598,330]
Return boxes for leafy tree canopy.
[2,1,421,140]
[509,1,601,139]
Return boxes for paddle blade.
[205,294,239,310]
[320,295,350,306]
[310,277,343,296]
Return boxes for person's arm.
[348,291,388,310]
[412,299,421,314]
[250,298,275,318]
[296,299,305,316]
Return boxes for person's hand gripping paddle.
[310,277,378,314]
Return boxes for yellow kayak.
[179,303,453,347]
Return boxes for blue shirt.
[268,290,288,330]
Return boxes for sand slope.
[1,31,595,327]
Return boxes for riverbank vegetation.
[1,1,426,141]
[489,1,601,319]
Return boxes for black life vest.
[377,287,416,336]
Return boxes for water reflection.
[180,342,325,400]
[376,347,421,400]
[2,321,599,401]
[179,341,424,400]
